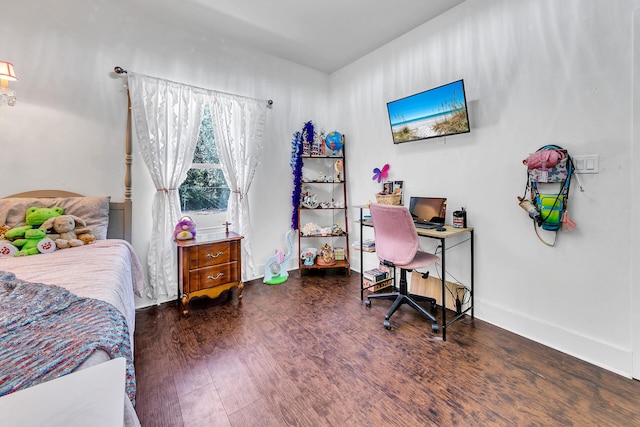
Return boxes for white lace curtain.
[128,72,205,299]
[208,94,267,280]
[128,71,267,299]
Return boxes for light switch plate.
[573,154,599,174]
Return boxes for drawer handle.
[207,273,224,280]
[206,251,224,258]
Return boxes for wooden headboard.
[5,190,132,243]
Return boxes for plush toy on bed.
[2,206,63,256]
[0,224,9,240]
[5,206,65,240]
[40,214,96,249]
[12,228,57,256]
[0,224,19,256]
[78,233,96,245]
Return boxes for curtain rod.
[113,66,273,106]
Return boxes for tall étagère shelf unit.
[297,145,350,275]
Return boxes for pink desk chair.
[365,203,440,332]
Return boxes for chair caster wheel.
[384,320,391,329]
[365,300,371,308]
[431,324,439,333]
[430,301,437,310]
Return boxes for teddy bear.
[0,224,9,240]
[40,214,96,249]
[13,228,56,256]
[78,233,96,245]
[5,206,64,240]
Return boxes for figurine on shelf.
[320,226,332,236]
[317,243,336,266]
[300,247,317,266]
[334,159,343,182]
[331,222,343,235]
[301,222,320,236]
[301,186,319,208]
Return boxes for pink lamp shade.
[0,61,18,82]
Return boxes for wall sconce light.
[0,61,18,106]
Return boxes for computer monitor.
[409,197,447,225]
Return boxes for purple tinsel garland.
[302,120,314,145]
[290,131,304,230]
[291,121,316,230]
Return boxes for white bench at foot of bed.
[0,358,126,427]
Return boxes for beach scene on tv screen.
[388,80,469,143]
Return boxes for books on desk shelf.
[377,263,391,274]
[352,239,375,252]
[363,268,388,283]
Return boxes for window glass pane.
[179,168,229,213]
[179,106,230,214]
[193,107,218,164]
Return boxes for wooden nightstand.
[176,231,243,316]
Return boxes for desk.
[357,206,474,341]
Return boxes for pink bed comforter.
[0,239,145,343]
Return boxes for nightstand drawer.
[188,262,239,292]
[191,241,233,268]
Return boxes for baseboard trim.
[477,299,632,378]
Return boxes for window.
[179,107,230,216]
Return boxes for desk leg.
[360,207,364,301]
[471,229,474,319]
[440,237,446,341]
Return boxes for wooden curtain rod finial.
[114,66,127,74]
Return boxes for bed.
[0,191,144,427]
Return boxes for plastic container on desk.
[453,208,467,228]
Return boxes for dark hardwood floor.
[134,271,640,426]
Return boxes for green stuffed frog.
[5,206,64,240]
[13,228,55,256]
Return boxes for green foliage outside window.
[179,107,230,213]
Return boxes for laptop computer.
[409,197,447,229]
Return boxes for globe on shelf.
[324,131,344,153]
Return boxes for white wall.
[330,0,639,377]
[0,1,328,307]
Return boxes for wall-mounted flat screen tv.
[386,79,470,144]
